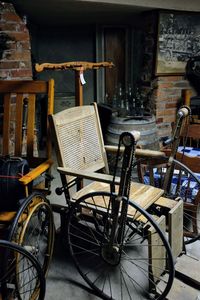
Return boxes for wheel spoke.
[67,192,174,300]
[9,193,54,277]
[0,240,45,300]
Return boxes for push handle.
[177,106,190,118]
[121,131,140,147]
[163,137,174,146]
[131,130,140,142]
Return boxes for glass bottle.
[118,83,125,117]
[132,96,136,116]
[140,100,144,116]
[112,93,117,108]
[130,86,136,116]
[125,84,132,115]
[112,84,118,109]
[104,93,109,104]
[135,87,141,116]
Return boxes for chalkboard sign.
[155,12,200,75]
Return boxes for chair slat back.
[181,123,200,147]
[49,103,109,182]
[176,123,200,172]
[176,152,200,173]
[15,94,24,156]
[2,94,10,155]
[26,94,36,158]
[0,80,54,166]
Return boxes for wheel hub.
[101,244,121,265]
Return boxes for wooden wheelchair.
[136,106,200,245]
[0,80,55,278]
[0,239,46,300]
[49,103,180,300]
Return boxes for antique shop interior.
[0,0,200,299]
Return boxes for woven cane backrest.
[49,104,109,182]
[0,80,54,167]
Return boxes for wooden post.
[182,89,192,106]
[75,70,83,106]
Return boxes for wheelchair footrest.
[154,197,183,259]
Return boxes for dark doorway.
[104,27,127,102]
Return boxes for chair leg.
[51,203,69,238]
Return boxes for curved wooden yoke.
[35,61,114,106]
[35,61,114,72]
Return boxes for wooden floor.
[46,230,200,300]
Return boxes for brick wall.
[154,76,191,139]
[141,11,191,139]
[0,2,32,80]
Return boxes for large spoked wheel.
[67,192,174,300]
[0,239,46,300]
[8,192,55,276]
[136,157,200,245]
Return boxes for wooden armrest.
[135,149,166,158]
[57,167,120,185]
[19,159,54,185]
[160,148,171,157]
[105,145,125,153]
[105,145,166,158]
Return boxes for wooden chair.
[49,103,180,300]
[49,103,166,210]
[0,80,55,276]
[0,80,54,194]
[176,123,200,173]
[137,111,200,244]
[179,123,200,147]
